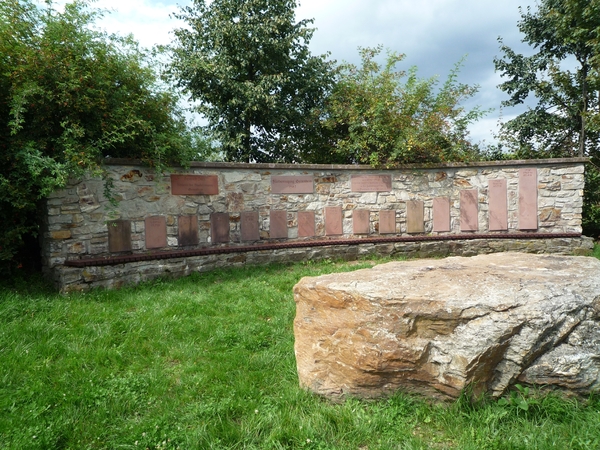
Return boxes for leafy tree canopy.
[320,46,487,167]
[494,0,600,237]
[168,0,335,163]
[494,0,600,158]
[0,0,201,267]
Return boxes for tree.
[494,0,600,237]
[168,0,335,163]
[494,0,600,157]
[0,0,200,269]
[321,47,486,167]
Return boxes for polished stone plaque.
[460,190,479,231]
[519,168,538,230]
[271,175,314,194]
[178,215,199,246]
[108,220,132,253]
[406,200,424,234]
[270,210,288,239]
[298,211,315,237]
[353,209,370,235]
[350,175,392,192]
[145,216,167,249]
[379,210,396,234]
[211,213,229,243]
[325,206,343,235]
[433,197,451,232]
[240,211,260,241]
[171,174,218,195]
[489,179,508,231]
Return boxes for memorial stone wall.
[41,158,593,292]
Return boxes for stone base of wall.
[49,236,594,293]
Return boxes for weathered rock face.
[293,252,600,401]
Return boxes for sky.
[53,0,540,146]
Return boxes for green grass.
[1,253,600,449]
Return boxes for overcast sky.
[53,0,540,145]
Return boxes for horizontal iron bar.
[64,233,583,268]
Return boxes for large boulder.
[293,252,600,401]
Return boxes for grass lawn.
[1,252,600,449]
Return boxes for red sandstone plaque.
[178,215,198,246]
[145,216,167,249]
[379,210,396,234]
[519,168,538,230]
[271,175,314,194]
[171,175,218,195]
[108,220,132,253]
[298,211,315,237]
[270,210,288,239]
[489,179,508,231]
[211,213,230,243]
[460,190,479,231]
[241,211,260,241]
[353,209,370,235]
[406,200,424,234]
[325,206,343,235]
[351,175,392,192]
[433,197,451,232]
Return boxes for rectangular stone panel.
[271,175,314,194]
[519,168,538,230]
[211,213,229,243]
[108,220,132,253]
[325,206,343,235]
[145,216,167,249]
[241,211,260,241]
[379,210,396,234]
[460,189,479,231]
[351,175,392,192]
[406,200,424,234]
[433,197,451,232]
[178,215,199,246]
[298,211,315,237]
[270,210,288,239]
[171,174,218,195]
[489,179,508,231]
[353,209,370,235]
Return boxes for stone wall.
[40,158,592,292]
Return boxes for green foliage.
[494,0,600,157]
[320,46,487,166]
[168,0,335,163]
[1,259,600,449]
[0,0,203,267]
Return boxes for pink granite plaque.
[489,179,508,231]
[379,210,396,234]
[351,175,392,192]
[108,220,131,253]
[353,209,370,235]
[406,200,424,234]
[271,175,314,194]
[519,168,538,230]
[433,197,451,232]
[211,213,229,243]
[325,206,343,235]
[298,211,315,237]
[241,211,260,241]
[270,210,288,239]
[145,216,167,249]
[460,190,479,231]
[171,175,218,195]
[178,215,198,246]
